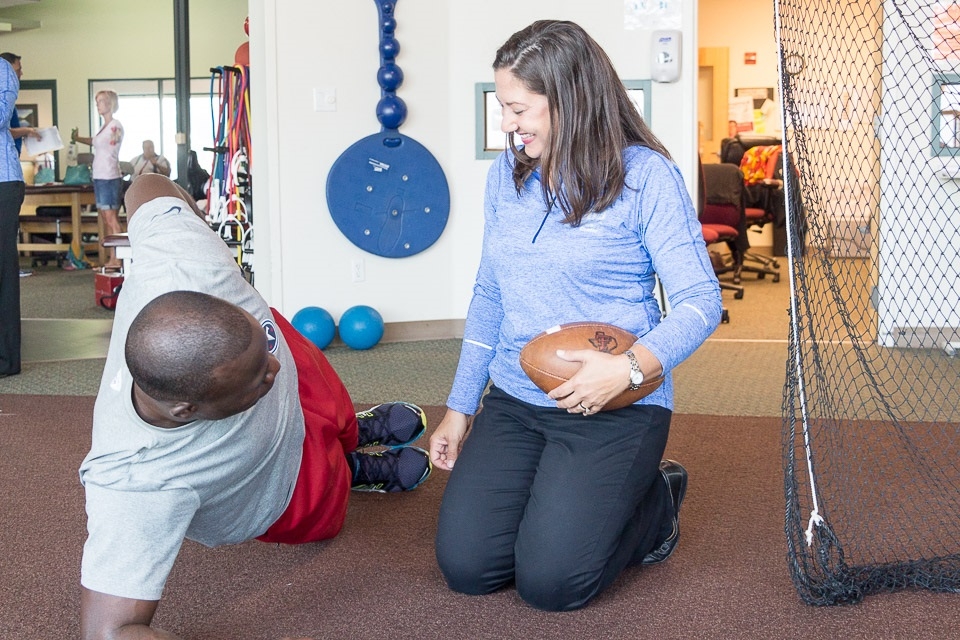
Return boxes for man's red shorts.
[256,309,359,544]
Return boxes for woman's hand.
[429,409,471,471]
[71,128,92,146]
[547,350,631,414]
[548,344,662,415]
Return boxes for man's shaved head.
[125,291,255,402]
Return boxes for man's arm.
[129,155,144,177]
[81,587,180,639]
[155,156,172,177]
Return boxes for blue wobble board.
[326,0,450,258]
[326,132,450,258]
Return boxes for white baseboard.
[329,318,465,347]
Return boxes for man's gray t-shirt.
[79,197,305,601]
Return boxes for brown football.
[519,321,663,411]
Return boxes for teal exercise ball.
[338,305,384,350]
[291,306,336,350]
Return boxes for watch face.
[631,370,644,384]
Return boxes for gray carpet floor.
[9,254,960,639]
[7,397,959,640]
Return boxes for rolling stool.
[101,234,132,274]
[96,234,132,310]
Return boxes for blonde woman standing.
[73,89,124,269]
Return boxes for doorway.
[698,47,728,163]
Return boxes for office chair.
[719,135,783,281]
[699,159,746,301]
[719,133,781,167]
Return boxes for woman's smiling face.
[495,68,551,159]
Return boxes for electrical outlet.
[314,87,336,112]
[351,258,365,282]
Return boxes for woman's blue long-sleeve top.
[446,145,723,414]
[0,60,22,182]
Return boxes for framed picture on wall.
[18,79,59,179]
[932,74,960,156]
[475,79,654,160]
[623,79,653,124]
[17,103,38,128]
[475,82,513,160]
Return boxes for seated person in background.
[79,174,432,640]
[129,139,171,178]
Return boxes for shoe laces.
[350,447,431,493]
[356,402,425,448]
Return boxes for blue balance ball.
[291,306,336,350]
[338,305,384,350]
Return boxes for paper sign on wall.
[624,0,681,31]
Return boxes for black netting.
[777,0,960,605]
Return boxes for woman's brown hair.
[494,20,671,225]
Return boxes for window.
[88,78,221,179]
[932,75,960,156]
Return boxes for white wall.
[877,2,960,346]
[2,0,701,332]
[253,0,699,328]
[699,0,779,103]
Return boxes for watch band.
[625,349,644,391]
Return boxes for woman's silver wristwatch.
[625,349,644,390]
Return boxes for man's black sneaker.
[356,402,427,448]
[642,459,688,565]
[349,446,432,493]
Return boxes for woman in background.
[429,20,722,612]
[73,89,124,270]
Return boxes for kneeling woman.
[428,20,722,611]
